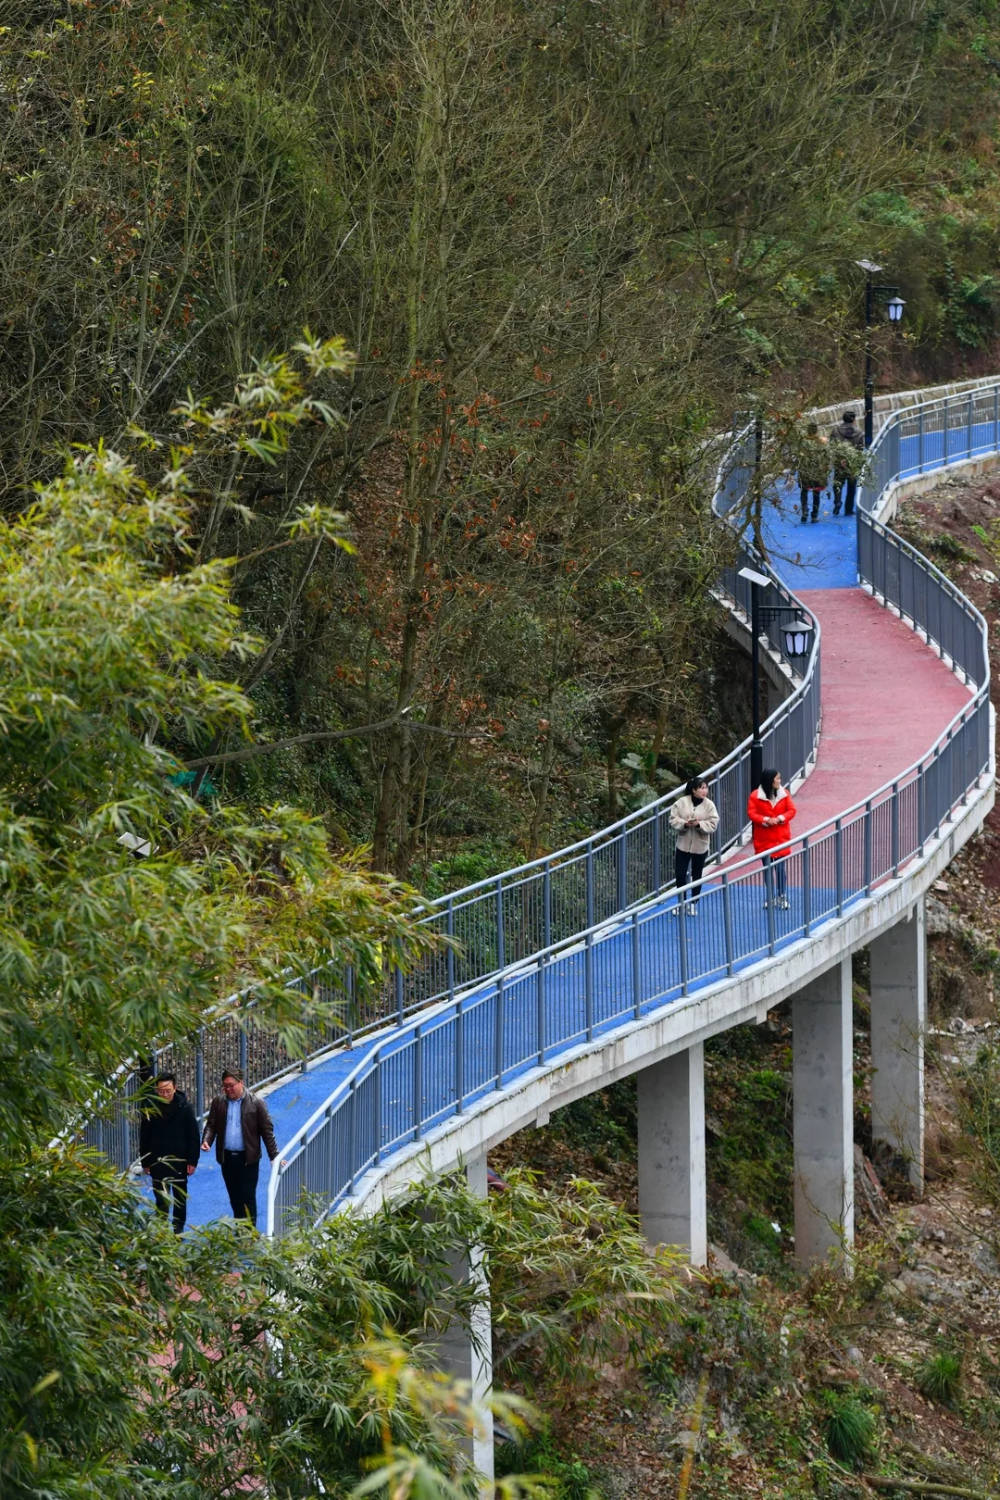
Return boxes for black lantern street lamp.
[781,616,815,657]
[738,566,815,790]
[857,259,906,447]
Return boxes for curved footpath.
[163,469,981,1232]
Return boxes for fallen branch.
[863,1476,996,1498]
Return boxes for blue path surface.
[762,476,857,592]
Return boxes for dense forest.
[6,0,1000,877]
[4,0,1000,1495]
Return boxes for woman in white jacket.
[668,776,720,914]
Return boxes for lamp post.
[857,259,905,447]
[738,566,815,790]
[738,566,770,790]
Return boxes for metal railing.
[265,388,993,1235]
[859,382,1000,512]
[82,516,821,1168]
[268,680,989,1236]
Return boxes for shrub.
[916,1349,963,1408]
[821,1390,877,1468]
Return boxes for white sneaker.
[777,896,790,910]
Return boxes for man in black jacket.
[201,1068,281,1229]
[827,409,865,516]
[139,1072,200,1233]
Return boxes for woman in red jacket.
[748,767,796,909]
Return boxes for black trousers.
[799,483,822,519]
[221,1149,261,1227]
[674,848,706,899]
[832,471,857,515]
[151,1166,189,1234]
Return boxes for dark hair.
[222,1067,244,1082]
[759,767,780,796]
[685,776,709,797]
[155,1071,176,1085]
[841,410,856,422]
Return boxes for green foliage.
[820,1390,878,1469]
[421,839,525,898]
[486,1169,685,1390]
[710,1066,793,1227]
[916,1348,964,1408]
[0,1151,563,1497]
[545,1083,637,1166]
[496,1434,601,1500]
[0,353,434,1146]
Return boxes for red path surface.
[793,589,973,828]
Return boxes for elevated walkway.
[156,390,994,1235]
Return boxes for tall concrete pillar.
[637,1043,707,1265]
[792,957,854,1270]
[434,1153,494,1484]
[870,901,926,1191]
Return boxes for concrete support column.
[792,957,854,1270]
[870,901,926,1192]
[637,1043,707,1265]
[434,1153,494,1484]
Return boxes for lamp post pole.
[749,586,762,791]
[863,266,876,448]
[738,566,770,791]
[856,259,905,449]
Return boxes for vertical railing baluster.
[678,901,689,994]
[496,878,505,971]
[722,873,734,975]
[395,964,404,1025]
[864,800,873,895]
[586,846,595,929]
[413,1028,423,1142]
[618,826,628,911]
[456,998,465,1114]
[374,1052,383,1165]
[835,820,844,915]
[348,1079,357,1190]
[632,912,642,1019]
[543,862,552,950]
[494,977,505,1088]
[196,1037,205,1118]
[802,840,812,935]
[918,407,925,473]
[537,961,546,1066]
[446,898,455,998]
[585,932,594,1041]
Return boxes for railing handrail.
[264,380,995,1234]
[82,376,996,1174]
[273,682,988,1178]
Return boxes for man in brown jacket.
[201,1068,281,1228]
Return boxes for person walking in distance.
[669,776,720,914]
[201,1068,281,1228]
[140,1072,200,1234]
[796,421,828,523]
[748,767,796,910]
[827,409,865,516]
